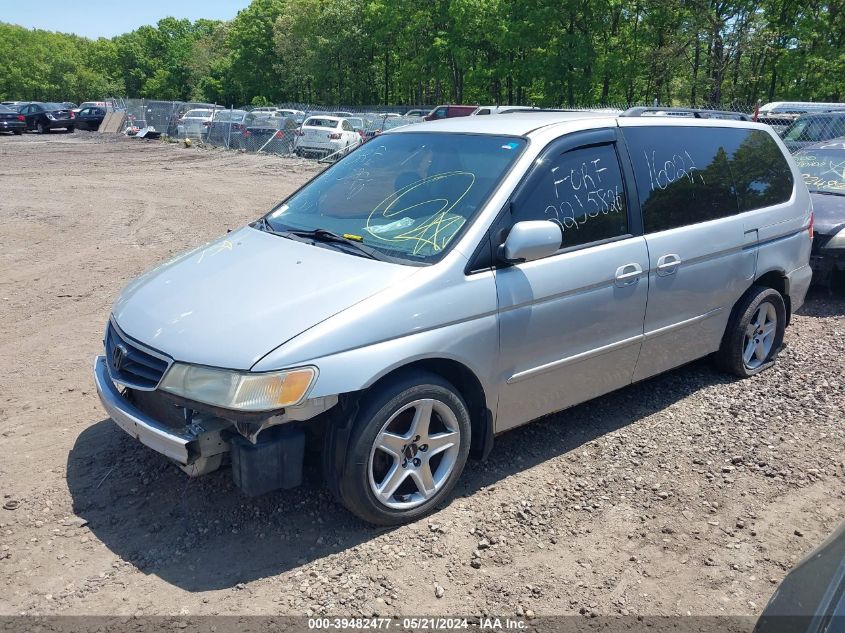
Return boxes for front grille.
[105,322,171,390]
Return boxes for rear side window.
[731,130,793,211]
[624,126,793,233]
[513,143,628,249]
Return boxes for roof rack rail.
[620,107,751,121]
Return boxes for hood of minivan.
[112,226,418,370]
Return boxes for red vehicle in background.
[423,105,476,121]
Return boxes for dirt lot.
[0,132,843,618]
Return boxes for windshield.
[304,117,339,128]
[43,103,65,111]
[794,149,845,194]
[213,110,246,122]
[263,132,526,263]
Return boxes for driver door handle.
[656,253,682,275]
[614,263,643,287]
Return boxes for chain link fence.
[104,99,845,158]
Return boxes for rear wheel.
[715,285,786,377]
[13,129,22,135]
[331,371,471,525]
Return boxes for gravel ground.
[0,132,843,618]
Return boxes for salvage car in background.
[793,139,845,286]
[176,108,215,138]
[240,115,299,153]
[423,104,476,120]
[295,115,360,157]
[73,100,117,115]
[1,101,28,110]
[205,109,249,147]
[74,106,107,131]
[0,105,26,134]
[18,102,75,133]
[343,116,367,137]
[0,104,25,134]
[783,112,845,153]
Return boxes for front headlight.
[159,363,317,412]
[46,113,55,120]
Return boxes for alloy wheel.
[743,302,777,369]
[367,398,461,510]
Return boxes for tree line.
[0,0,842,108]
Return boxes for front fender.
[261,315,500,413]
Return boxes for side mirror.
[499,220,562,263]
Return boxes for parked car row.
[0,100,115,134]
[184,108,429,158]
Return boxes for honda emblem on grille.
[111,344,128,372]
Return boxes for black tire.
[13,129,22,135]
[36,121,46,134]
[67,126,74,133]
[331,371,471,526]
[714,285,786,378]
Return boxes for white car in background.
[276,108,306,119]
[295,115,361,158]
[177,108,216,137]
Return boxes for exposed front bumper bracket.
[93,355,192,464]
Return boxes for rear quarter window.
[623,126,793,233]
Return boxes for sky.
[2,0,253,39]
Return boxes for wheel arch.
[752,268,791,324]
[361,358,494,461]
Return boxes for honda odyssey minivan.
[94,111,812,525]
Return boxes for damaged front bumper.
[93,355,333,492]
[93,355,230,471]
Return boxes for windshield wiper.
[255,219,388,261]
[284,228,385,261]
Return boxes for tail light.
[202,121,211,127]
[328,132,341,140]
[69,111,75,119]
[17,115,24,122]
[808,210,814,239]
[274,130,285,139]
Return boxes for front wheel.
[715,285,786,377]
[332,371,471,525]
[36,121,47,134]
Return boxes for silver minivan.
[94,112,813,525]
